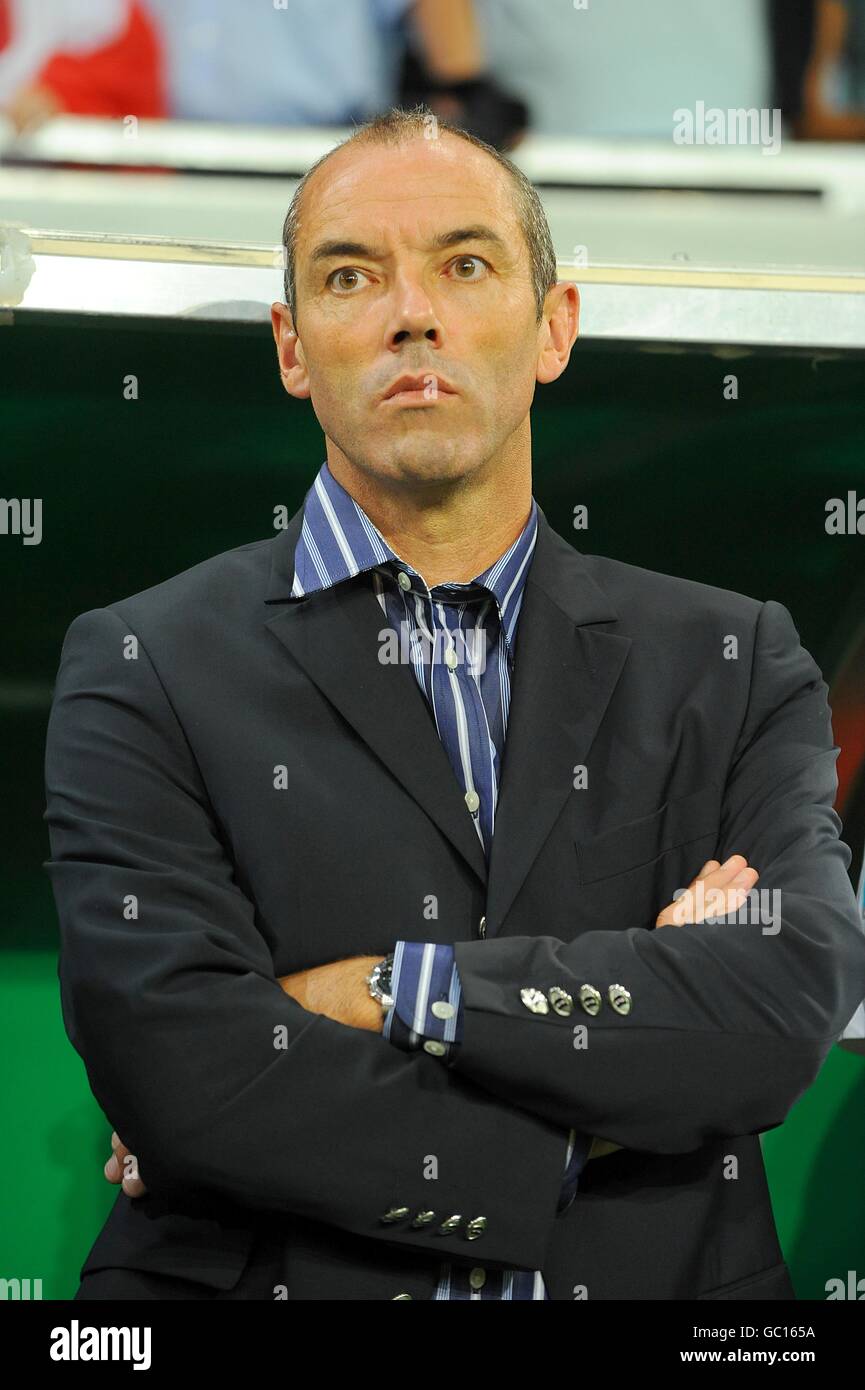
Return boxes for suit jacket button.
[520,987,549,1015]
[436,1214,462,1235]
[549,986,574,1017]
[431,1001,455,1019]
[609,984,632,1015]
[423,1039,447,1056]
[579,984,602,1016]
[465,1216,487,1240]
[379,1206,410,1224]
[411,1210,436,1227]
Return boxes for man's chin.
[383,451,477,486]
[367,433,479,484]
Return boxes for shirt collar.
[291,459,538,645]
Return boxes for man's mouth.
[381,373,459,404]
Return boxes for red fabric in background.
[35,2,166,118]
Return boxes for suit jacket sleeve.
[449,599,865,1152]
[43,606,568,1271]
[383,940,591,1201]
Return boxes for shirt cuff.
[382,941,463,1060]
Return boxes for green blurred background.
[2,318,863,1298]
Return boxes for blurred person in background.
[0,0,164,132]
[466,0,770,139]
[146,0,526,150]
[770,0,865,140]
[396,0,528,147]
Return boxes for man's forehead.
[301,136,512,242]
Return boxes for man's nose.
[386,277,442,346]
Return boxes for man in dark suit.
[45,106,865,1301]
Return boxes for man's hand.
[656,855,759,929]
[277,955,386,1033]
[104,1130,147,1197]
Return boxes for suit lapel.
[484,511,632,934]
[263,502,632,930]
[264,505,488,886]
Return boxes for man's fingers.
[694,856,755,884]
[657,854,760,927]
[695,856,759,891]
[104,1134,147,1196]
[120,1159,147,1198]
[713,854,755,882]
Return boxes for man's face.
[275,134,555,492]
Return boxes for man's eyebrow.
[430,225,510,255]
[308,225,509,267]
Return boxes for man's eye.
[449,255,489,281]
[328,268,369,293]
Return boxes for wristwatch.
[367,952,395,1010]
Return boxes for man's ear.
[271,302,311,400]
[536,282,580,386]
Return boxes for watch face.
[369,958,392,1001]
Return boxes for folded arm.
[441,601,865,1151]
[45,606,569,1271]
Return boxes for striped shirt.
[291,458,591,1300]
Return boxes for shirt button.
[469,1267,486,1290]
[444,647,459,670]
[431,1001,455,1020]
[397,571,412,590]
[423,1040,447,1057]
[464,789,480,813]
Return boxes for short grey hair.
[281,104,557,327]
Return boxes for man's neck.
[326,457,533,588]
[380,508,533,588]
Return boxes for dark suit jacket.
[44,502,865,1300]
